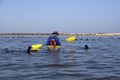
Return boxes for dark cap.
[52,31,59,35]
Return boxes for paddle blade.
[66,36,76,42]
[31,44,43,50]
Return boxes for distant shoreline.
[0,32,120,36]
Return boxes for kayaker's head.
[52,31,59,35]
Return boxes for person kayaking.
[46,31,61,46]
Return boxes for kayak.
[47,45,60,50]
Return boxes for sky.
[0,0,120,33]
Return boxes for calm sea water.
[0,36,120,80]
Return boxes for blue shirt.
[46,35,61,45]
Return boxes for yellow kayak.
[47,45,60,50]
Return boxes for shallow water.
[0,36,120,80]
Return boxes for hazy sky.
[0,0,120,33]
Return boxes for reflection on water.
[0,36,120,80]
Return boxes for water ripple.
[0,36,120,80]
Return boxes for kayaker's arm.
[55,37,61,45]
[46,36,51,45]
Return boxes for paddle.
[65,36,76,42]
[27,43,43,54]
[31,44,43,50]
[27,36,76,54]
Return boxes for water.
[0,36,120,80]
